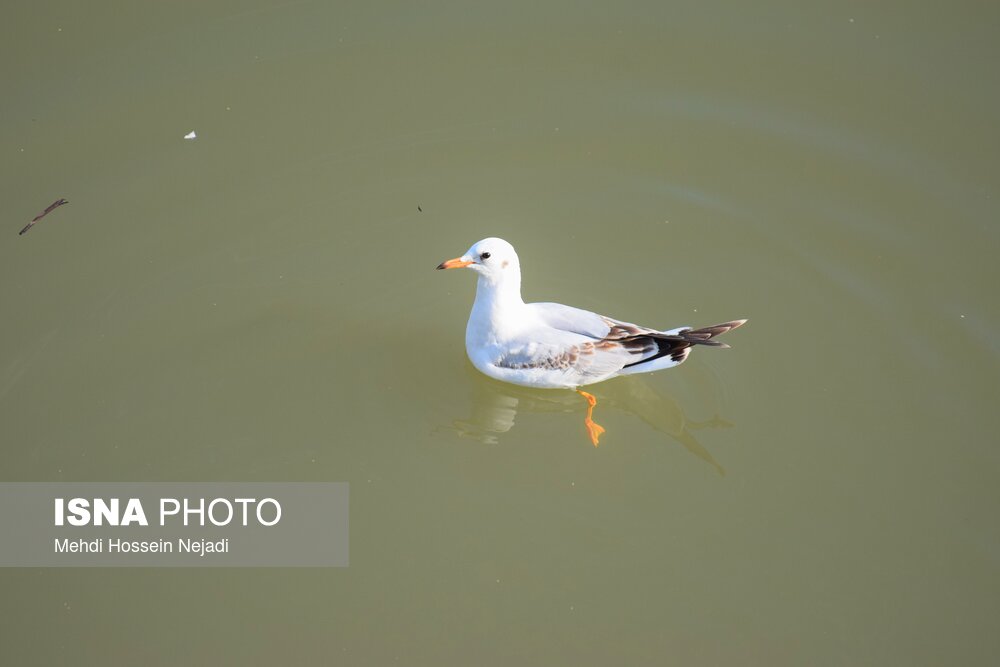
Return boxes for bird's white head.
[436,237,520,285]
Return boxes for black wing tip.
[670,346,692,363]
[715,318,748,331]
[679,318,747,347]
[625,318,747,371]
[699,318,748,334]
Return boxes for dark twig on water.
[19,198,68,236]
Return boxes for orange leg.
[576,390,606,446]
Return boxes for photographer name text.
[55,537,229,557]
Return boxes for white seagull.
[437,237,746,445]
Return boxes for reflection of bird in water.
[447,363,733,475]
[437,237,745,446]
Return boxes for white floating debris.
[184,131,197,140]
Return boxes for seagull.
[437,237,746,445]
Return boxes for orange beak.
[436,257,473,270]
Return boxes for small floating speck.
[184,131,197,140]
[20,198,68,235]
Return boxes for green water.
[2,1,998,664]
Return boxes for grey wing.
[507,304,663,380]
[529,302,673,340]
[525,303,744,374]
[529,302,695,370]
[527,302,613,338]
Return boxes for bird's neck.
[469,273,525,339]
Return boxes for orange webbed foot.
[576,390,606,446]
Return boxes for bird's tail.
[676,319,748,349]
[618,319,747,373]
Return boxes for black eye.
[480,252,491,260]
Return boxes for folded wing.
[523,302,746,379]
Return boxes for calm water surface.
[2,1,998,665]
